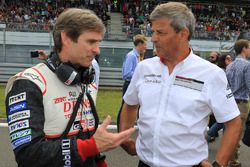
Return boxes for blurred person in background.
[226,39,250,167]
[208,51,220,65]
[207,51,221,139]
[117,34,147,130]
[206,53,233,143]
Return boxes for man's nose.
[92,44,100,55]
[151,33,158,43]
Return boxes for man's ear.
[61,31,72,48]
[180,27,190,40]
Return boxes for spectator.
[206,53,233,143]
[226,39,250,167]
[117,34,147,130]
[208,51,220,65]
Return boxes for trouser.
[207,122,224,137]
[138,160,201,167]
[230,101,249,165]
[208,114,216,128]
[117,80,130,131]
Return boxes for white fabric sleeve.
[207,69,240,123]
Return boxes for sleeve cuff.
[77,137,99,160]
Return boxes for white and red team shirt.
[6,63,98,138]
[124,50,240,167]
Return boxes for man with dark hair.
[226,39,250,167]
[5,8,135,167]
[208,51,220,65]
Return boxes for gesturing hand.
[94,115,136,153]
[200,160,212,167]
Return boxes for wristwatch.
[212,161,224,167]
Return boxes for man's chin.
[81,62,92,68]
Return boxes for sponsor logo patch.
[9,102,27,114]
[23,73,42,83]
[9,92,26,105]
[53,96,67,104]
[10,129,31,142]
[73,120,80,130]
[9,119,29,134]
[62,139,71,166]
[174,76,204,91]
[88,119,95,127]
[8,110,30,124]
[144,74,162,84]
[12,135,31,150]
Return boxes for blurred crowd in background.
[0,0,249,41]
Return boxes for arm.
[244,64,250,93]
[119,103,139,155]
[6,80,74,167]
[6,80,135,167]
[214,116,242,166]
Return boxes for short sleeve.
[207,70,240,123]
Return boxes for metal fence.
[0,63,123,88]
[1,22,240,42]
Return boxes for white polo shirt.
[124,51,240,167]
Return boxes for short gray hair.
[150,2,195,40]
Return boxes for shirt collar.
[160,48,193,64]
[133,48,140,57]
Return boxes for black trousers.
[117,80,130,131]
[138,160,201,167]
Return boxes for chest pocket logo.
[174,76,204,91]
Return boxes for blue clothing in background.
[226,56,250,100]
[122,48,139,81]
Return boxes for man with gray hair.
[119,2,241,167]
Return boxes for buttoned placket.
[151,61,185,166]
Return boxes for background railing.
[0,63,123,88]
[1,22,240,42]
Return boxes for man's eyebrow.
[87,39,102,43]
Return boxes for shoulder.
[137,56,160,70]
[127,50,137,57]
[6,63,49,96]
[184,54,225,82]
[92,59,100,72]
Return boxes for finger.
[200,160,212,167]
[99,115,112,130]
[37,50,48,57]
[116,128,136,142]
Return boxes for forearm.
[118,103,138,155]
[215,116,241,166]
[119,103,138,132]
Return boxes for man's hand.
[37,50,49,60]
[121,138,137,155]
[94,115,135,152]
[200,160,212,167]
